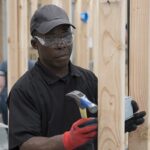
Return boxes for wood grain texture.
[7,0,29,91]
[100,0,120,3]
[39,0,71,19]
[97,1,126,149]
[0,0,3,62]
[128,0,150,149]
[73,0,92,69]
[18,0,28,76]
[93,0,100,76]
[30,0,38,17]
[7,0,19,92]
[28,0,38,59]
[49,0,71,16]
[39,0,51,5]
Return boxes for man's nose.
[57,38,68,49]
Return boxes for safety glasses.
[34,32,73,48]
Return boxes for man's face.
[35,25,73,69]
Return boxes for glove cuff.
[63,131,74,150]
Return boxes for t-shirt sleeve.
[8,87,41,150]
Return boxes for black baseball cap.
[30,4,75,36]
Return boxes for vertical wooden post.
[7,0,28,91]
[74,0,91,69]
[49,0,71,16]
[38,0,71,19]
[96,0,126,149]
[128,0,150,149]
[7,0,19,92]
[86,0,94,71]
[28,0,38,60]
[30,0,38,17]
[92,0,100,75]
[18,0,28,76]
[0,0,3,62]
[2,0,8,61]
[39,0,51,5]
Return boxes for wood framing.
[92,0,100,75]
[7,0,19,92]
[28,0,38,59]
[73,0,91,69]
[86,0,94,71]
[128,0,150,149]
[39,0,51,5]
[7,0,28,91]
[49,0,71,16]
[30,0,38,16]
[96,0,126,149]
[0,0,3,62]
[38,0,71,19]
[18,0,28,76]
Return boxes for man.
[8,4,146,150]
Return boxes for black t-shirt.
[8,61,98,150]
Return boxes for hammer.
[66,90,97,127]
[66,90,98,118]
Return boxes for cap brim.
[36,18,75,34]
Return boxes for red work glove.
[63,118,97,150]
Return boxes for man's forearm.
[20,135,65,150]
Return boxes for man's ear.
[31,38,38,49]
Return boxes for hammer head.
[66,90,97,114]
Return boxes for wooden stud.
[48,0,71,15]
[93,0,100,76]
[28,0,38,60]
[30,0,38,17]
[96,1,126,149]
[86,0,94,71]
[7,0,19,92]
[128,0,150,149]
[0,0,3,62]
[39,0,51,5]
[73,0,90,69]
[7,0,29,91]
[18,0,28,76]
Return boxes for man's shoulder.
[11,69,37,91]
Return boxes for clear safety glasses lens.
[34,32,73,48]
